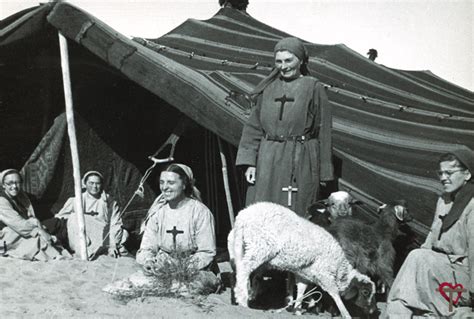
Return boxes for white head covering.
[81,171,104,188]
[175,164,194,181]
[0,169,21,184]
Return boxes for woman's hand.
[37,227,53,244]
[245,166,256,184]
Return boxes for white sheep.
[228,202,376,318]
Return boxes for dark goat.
[327,203,412,290]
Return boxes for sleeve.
[315,82,334,181]
[136,212,160,265]
[0,197,39,238]
[421,198,443,249]
[55,197,75,219]
[108,199,124,248]
[189,205,216,270]
[235,95,264,167]
[465,203,474,293]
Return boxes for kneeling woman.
[136,164,219,292]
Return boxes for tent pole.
[217,137,235,228]
[58,32,88,260]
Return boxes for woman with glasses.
[383,147,474,317]
[0,169,66,260]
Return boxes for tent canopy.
[1,2,473,237]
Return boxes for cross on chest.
[282,185,298,206]
[274,95,295,120]
[166,226,184,250]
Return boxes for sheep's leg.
[293,280,308,315]
[327,291,351,319]
[234,263,252,307]
[234,239,275,307]
[285,272,296,306]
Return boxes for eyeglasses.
[436,168,465,178]
[4,181,22,187]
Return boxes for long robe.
[136,198,216,270]
[56,191,126,257]
[383,196,474,317]
[236,76,333,216]
[0,192,63,261]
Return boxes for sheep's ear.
[394,205,405,221]
[342,277,358,300]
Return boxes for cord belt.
[265,133,313,142]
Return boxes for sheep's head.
[307,191,358,227]
[327,191,354,220]
[342,273,377,315]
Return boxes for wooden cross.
[282,185,298,206]
[166,226,184,250]
[274,95,295,120]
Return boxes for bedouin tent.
[1,2,473,243]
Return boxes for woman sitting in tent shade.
[136,164,219,288]
[0,169,68,261]
[104,164,220,296]
[48,171,129,259]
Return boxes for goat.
[228,202,377,318]
[327,202,412,290]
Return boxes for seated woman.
[0,169,67,261]
[53,171,129,258]
[382,147,474,317]
[133,163,219,293]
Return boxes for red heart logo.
[438,282,465,305]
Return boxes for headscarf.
[173,163,202,201]
[450,146,474,176]
[81,170,104,189]
[0,169,21,185]
[252,37,310,95]
[273,37,309,65]
[439,146,474,234]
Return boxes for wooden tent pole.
[58,32,88,260]
[217,137,235,228]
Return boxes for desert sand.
[0,255,328,318]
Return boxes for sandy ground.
[0,255,336,318]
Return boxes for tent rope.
[89,130,182,260]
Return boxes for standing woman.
[0,169,65,260]
[236,37,334,216]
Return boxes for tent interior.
[0,6,242,249]
[1,3,473,253]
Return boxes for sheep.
[227,201,377,318]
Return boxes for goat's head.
[342,272,377,315]
[378,200,413,223]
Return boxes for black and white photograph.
[0,0,473,317]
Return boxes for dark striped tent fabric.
[2,3,473,236]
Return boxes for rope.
[276,286,323,313]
